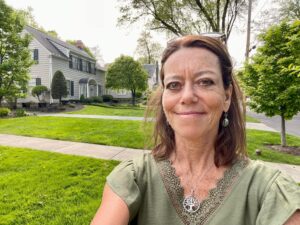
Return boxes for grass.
[0,116,299,165]
[245,115,260,123]
[0,145,119,225]
[0,116,148,149]
[68,104,145,117]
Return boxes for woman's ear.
[224,84,233,111]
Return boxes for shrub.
[135,91,143,98]
[80,94,85,102]
[0,107,11,117]
[31,85,48,102]
[89,96,103,103]
[15,109,27,117]
[102,95,113,102]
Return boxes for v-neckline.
[156,158,249,225]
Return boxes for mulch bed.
[265,144,300,156]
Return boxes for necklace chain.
[171,157,215,213]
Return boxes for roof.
[143,64,157,78]
[25,26,95,61]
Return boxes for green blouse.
[106,153,300,225]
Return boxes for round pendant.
[182,195,200,213]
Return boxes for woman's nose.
[180,83,198,104]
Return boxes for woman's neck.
[171,135,216,173]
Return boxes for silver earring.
[222,112,229,127]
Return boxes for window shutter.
[69,55,73,68]
[36,78,41,86]
[71,81,74,96]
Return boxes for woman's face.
[162,47,232,141]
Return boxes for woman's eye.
[197,79,214,86]
[166,82,181,90]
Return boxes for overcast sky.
[5,0,269,65]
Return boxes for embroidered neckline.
[156,158,249,225]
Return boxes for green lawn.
[68,104,145,117]
[246,115,260,123]
[0,116,299,165]
[0,116,148,149]
[0,145,119,225]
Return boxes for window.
[91,63,96,74]
[36,78,41,86]
[72,56,77,70]
[66,80,75,97]
[82,60,87,72]
[33,49,39,63]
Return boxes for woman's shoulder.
[241,159,299,196]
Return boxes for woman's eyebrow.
[194,70,218,77]
[164,75,182,82]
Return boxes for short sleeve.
[106,160,141,221]
[256,172,300,225]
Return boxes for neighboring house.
[19,26,106,106]
[106,63,159,99]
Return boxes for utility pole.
[245,0,252,60]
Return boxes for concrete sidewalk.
[0,133,299,182]
[37,113,277,132]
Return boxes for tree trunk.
[280,113,287,146]
[0,96,2,107]
[131,90,136,106]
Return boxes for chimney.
[75,40,84,50]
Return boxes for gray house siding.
[19,32,51,103]
[19,26,106,105]
[52,56,105,101]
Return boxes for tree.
[67,40,95,59]
[51,71,68,104]
[106,56,148,105]
[239,20,300,146]
[253,0,300,36]
[0,0,33,106]
[135,30,163,64]
[118,0,249,40]
[31,85,48,102]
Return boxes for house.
[20,26,106,106]
[106,62,159,99]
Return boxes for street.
[247,110,300,137]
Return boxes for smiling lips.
[175,111,206,116]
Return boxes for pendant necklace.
[178,162,215,214]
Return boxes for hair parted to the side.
[145,35,246,167]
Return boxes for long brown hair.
[146,35,246,167]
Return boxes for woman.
[91,35,300,225]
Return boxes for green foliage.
[106,55,148,105]
[135,31,163,64]
[0,107,10,117]
[279,0,300,20]
[0,0,33,106]
[80,94,85,102]
[15,108,27,117]
[102,94,113,102]
[240,21,300,146]
[118,0,248,39]
[0,146,119,225]
[51,71,68,104]
[241,21,300,119]
[31,85,48,102]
